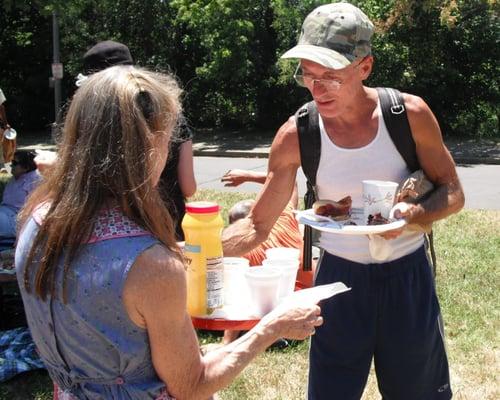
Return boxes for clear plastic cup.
[264,247,300,261]
[262,258,299,299]
[244,266,282,317]
[223,257,250,306]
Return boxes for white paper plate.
[296,208,406,235]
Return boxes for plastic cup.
[264,247,300,261]
[244,267,282,317]
[362,180,399,222]
[223,257,250,306]
[262,258,299,299]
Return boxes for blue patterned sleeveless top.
[16,205,174,399]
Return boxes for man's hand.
[378,202,421,240]
[221,169,265,187]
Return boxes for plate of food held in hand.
[295,196,406,235]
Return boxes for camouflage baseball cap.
[281,2,374,69]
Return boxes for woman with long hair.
[16,66,322,399]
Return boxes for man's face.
[299,57,371,118]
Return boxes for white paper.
[279,282,351,307]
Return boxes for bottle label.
[206,256,224,309]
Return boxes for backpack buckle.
[298,107,309,118]
[390,104,405,115]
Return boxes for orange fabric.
[244,203,303,267]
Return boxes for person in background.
[38,40,197,240]
[157,114,196,241]
[222,169,317,284]
[0,87,14,173]
[0,150,40,239]
[83,40,197,240]
[16,66,323,400]
[222,2,464,399]
[222,169,302,267]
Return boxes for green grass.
[1,190,498,399]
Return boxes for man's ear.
[359,56,374,81]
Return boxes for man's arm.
[394,94,465,224]
[176,139,197,198]
[222,117,301,256]
[221,169,299,209]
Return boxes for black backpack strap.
[295,101,321,271]
[377,87,420,173]
[378,87,437,275]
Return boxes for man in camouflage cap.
[222,3,463,399]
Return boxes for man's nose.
[310,81,327,98]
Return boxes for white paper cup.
[362,180,399,222]
[264,247,300,261]
[223,257,250,306]
[262,258,299,299]
[244,267,282,317]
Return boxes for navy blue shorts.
[308,247,452,400]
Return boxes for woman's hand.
[260,302,323,341]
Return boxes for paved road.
[195,156,500,210]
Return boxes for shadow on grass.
[0,369,52,400]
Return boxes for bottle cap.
[185,201,220,214]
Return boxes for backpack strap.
[295,101,321,271]
[378,87,437,275]
[377,87,420,173]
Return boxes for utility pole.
[51,10,63,129]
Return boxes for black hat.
[83,40,134,74]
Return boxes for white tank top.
[316,100,424,264]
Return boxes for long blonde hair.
[20,66,183,302]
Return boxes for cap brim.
[281,44,352,69]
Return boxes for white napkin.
[368,234,393,261]
[279,282,351,307]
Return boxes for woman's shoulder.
[123,244,186,327]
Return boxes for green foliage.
[0,0,498,137]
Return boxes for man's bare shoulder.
[270,116,301,167]
[401,92,442,142]
[402,93,433,119]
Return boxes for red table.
[192,316,260,331]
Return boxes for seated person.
[222,169,315,286]
[222,169,316,344]
[0,151,40,239]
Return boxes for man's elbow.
[182,182,197,198]
[453,189,465,214]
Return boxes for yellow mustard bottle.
[182,201,224,316]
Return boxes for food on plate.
[367,213,390,225]
[313,196,352,221]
